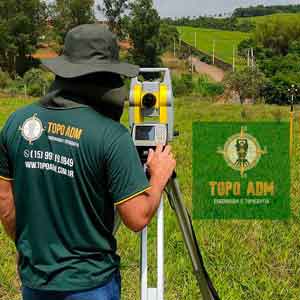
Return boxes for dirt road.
[191,56,225,82]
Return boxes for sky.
[96,0,300,18]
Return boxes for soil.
[162,52,225,82]
[191,56,225,82]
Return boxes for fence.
[179,40,232,71]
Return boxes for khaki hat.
[42,24,139,78]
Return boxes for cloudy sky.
[96,0,300,18]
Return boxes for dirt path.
[191,56,225,82]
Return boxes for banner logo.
[19,114,45,144]
[217,126,267,177]
[193,122,290,220]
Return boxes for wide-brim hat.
[41,24,139,78]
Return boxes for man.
[0,24,176,300]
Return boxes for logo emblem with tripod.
[217,126,267,177]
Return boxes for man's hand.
[146,145,176,191]
[117,145,176,232]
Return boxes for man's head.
[41,24,139,121]
[42,24,139,78]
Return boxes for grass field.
[0,97,299,300]
[238,13,300,25]
[177,26,250,65]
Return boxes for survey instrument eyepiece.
[142,93,157,108]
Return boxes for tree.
[159,23,179,52]
[254,18,300,56]
[97,0,128,37]
[50,0,95,41]
[224,67,268,104]
[127,0,161,67]
[259,54,300,104]
[0,0,47,76]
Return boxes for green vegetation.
[164,5,300,33]
[0,0,47,76]
[224,67,268,104]
[172,74,224,97]
[238,17,300,104]
[238,13,300,26]
[178,26,250,64]
[49,0,95,41]
[233,4,300,18]
[0,98,299,300]
[126,0,161,67]
[164,16,254,32]
[97,0,128,37]
[0,69,54,97]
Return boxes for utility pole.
[251,48,254,69]
[190,47,194,77]
[212,40,216,65]
[247,49,250,67]
[232,46,236,72]
[173,38,176,57]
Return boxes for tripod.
[114,169,220,300]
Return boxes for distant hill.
[233,4,300,18]
[238,13,300,26]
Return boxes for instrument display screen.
[135,126,156,141]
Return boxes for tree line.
[233,4,300,18]
[0,0,178,79]
[235,17,300,105]
[163,16,254,32]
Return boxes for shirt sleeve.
[0,120,13,181]
[105,131,150,206]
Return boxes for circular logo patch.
[19,114,45,144]
[218,126,267,177]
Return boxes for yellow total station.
[129,68,174,141]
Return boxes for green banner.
[192,122,290,220]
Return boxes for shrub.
[6,76,26,96]
[172,74,224,97]
[0,71,12,89]
[172,74,194,96]
[194,75,224,97]
[23,68,54,97]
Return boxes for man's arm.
[0,179,15,241]
[117,145,176,232]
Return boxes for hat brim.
[41,55,139,78]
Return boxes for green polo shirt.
[0,102,149,291]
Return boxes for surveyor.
[0,24,176,300]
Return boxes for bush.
[172,74,194,96]
[7,76,25,96]
[194,75,224,97]
[172,74,224,97]
[23,68,54,97]
[0,71,12,89]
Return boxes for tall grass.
[0,98,299,300]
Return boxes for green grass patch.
[0,97,299,300]
[177,26,250,65]
[238,13,300,25]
